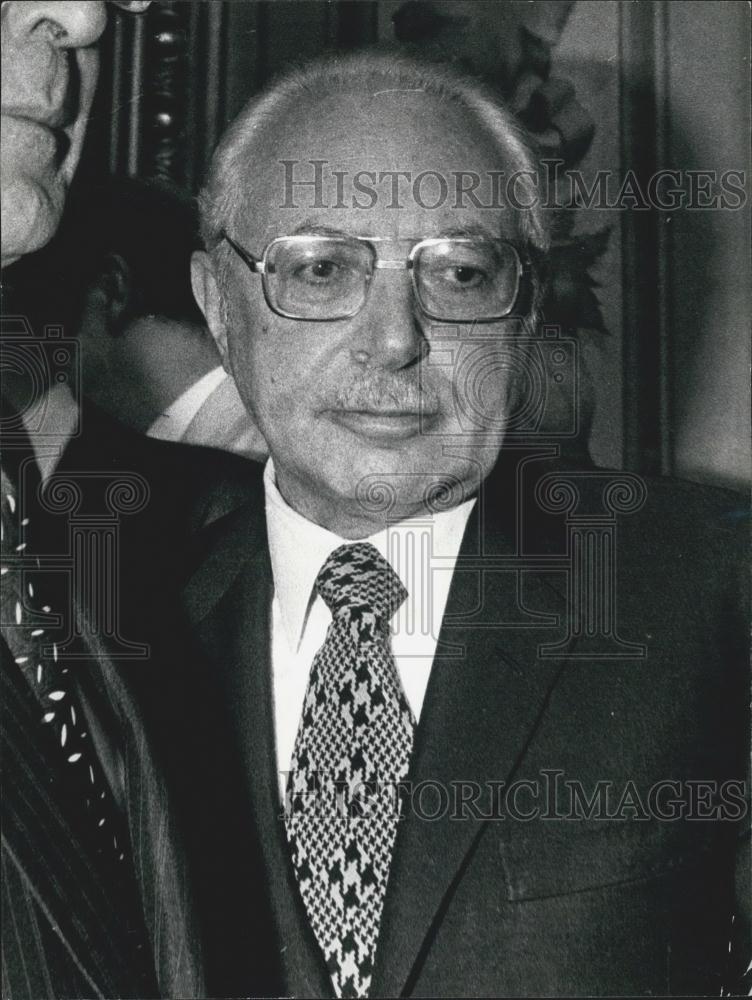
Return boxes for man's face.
[1,1,108,267]
[206,91,526,535]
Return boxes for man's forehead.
[283,220,506,242]
[236,177,516,246]
[233,89,517,245]
[250,86,502,176]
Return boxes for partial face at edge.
[1,1,108,267]
[200,90,528,536]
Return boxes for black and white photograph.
[1,1,749,997]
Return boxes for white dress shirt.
[264,459,476,793]
[22,382,80,482]
[146,365,227,442]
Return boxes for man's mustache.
[325,372,441,414]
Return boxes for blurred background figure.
[6,176,267,472]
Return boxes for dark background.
[77,0,750,489]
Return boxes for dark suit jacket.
[1,404,259,999]
[126,450,748,997]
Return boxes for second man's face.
[209,90,526,535]
[0,1,109,267]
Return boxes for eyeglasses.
[221,232,526,323]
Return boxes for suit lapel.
[1,642,158,999]
[372,494,573,997]
[84,630,207,999]
[183,502,332,997]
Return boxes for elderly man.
[181,52,748,998]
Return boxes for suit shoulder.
[599,472,748,626]
[541,460,748,544]
[113,432,263,527]
[185,446,265,528]
[620,473,747,563]
[512,458,747,599]
[636,474,745,528]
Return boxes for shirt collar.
[23,382,79,482]
[263,457,476,652]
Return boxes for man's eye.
[294,258,347,283]
[310,259,338,279]
[444,265,487,288]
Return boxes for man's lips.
[327,408,440,441]
[2,49,72,130]
[1,112,72,165]
[2,106,68,130]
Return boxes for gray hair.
[199,50,550,310]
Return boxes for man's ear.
[191,250,229,368]
[97,253,131,332]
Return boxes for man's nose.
[350,272,427,371]
[4,1,108,49]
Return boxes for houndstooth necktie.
[285,542,415,998]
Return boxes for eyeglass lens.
[414,240,520,321]
[268,237,374,319]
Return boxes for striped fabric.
[1,640,157,998]
[1,429,203,998]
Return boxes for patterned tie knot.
[316,542,407,644]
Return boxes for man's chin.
[0,176,65,267]
[353,470,476,524]
[327,451,481,525]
